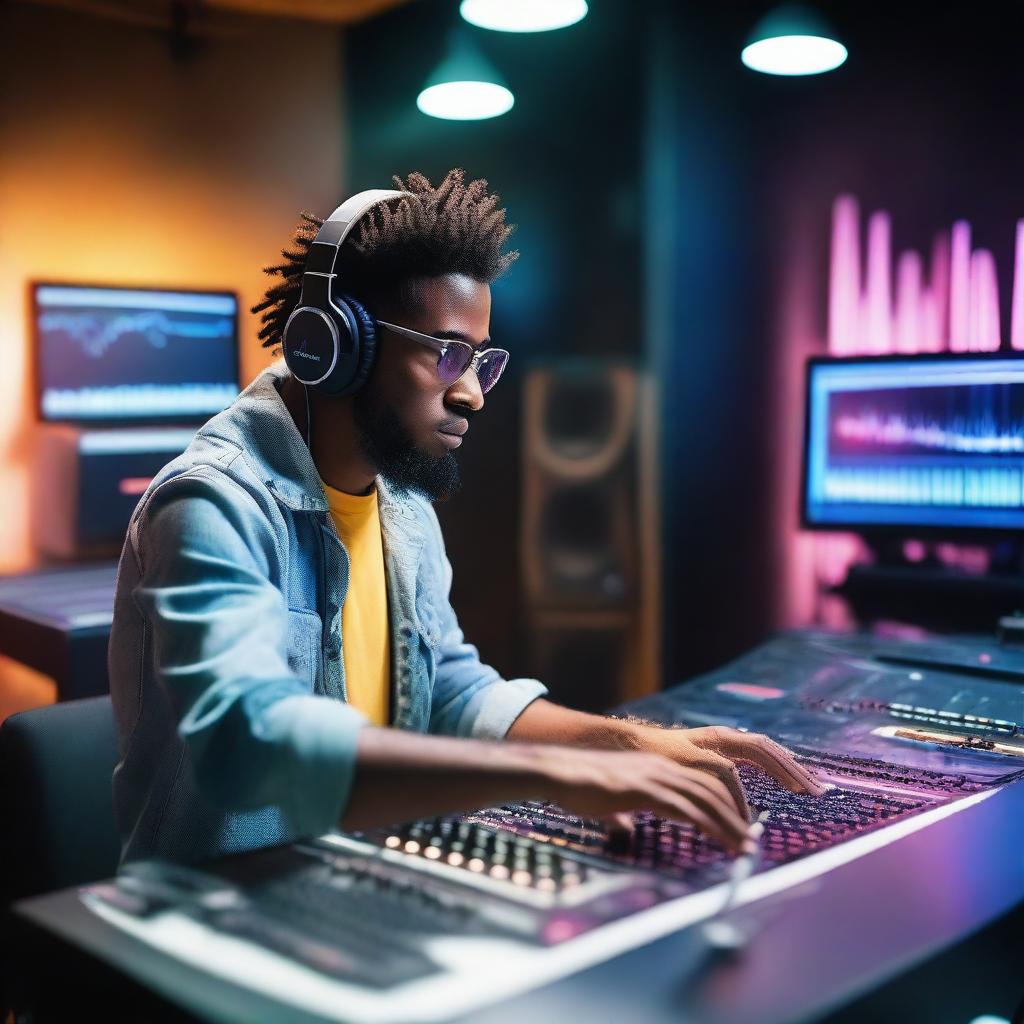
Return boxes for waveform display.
[805,358,1024,530]
[38,310,234,360]
[42,383,240,420]
[821,466,1023,507]
[828,382,1024,457]
[34,285,239,423]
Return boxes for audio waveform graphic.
[829,196,1024,355]
[821,466,1023,508]
[41,383,239,419]
[833,413,1024,454]
[39,311,234,359]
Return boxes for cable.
[303,383,312,450]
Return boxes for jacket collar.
[200,360,418,526]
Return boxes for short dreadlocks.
[252,168,518,353]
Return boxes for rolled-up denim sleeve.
[132,470,367,838]
[419,501,547,740]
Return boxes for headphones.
[282,188,411,396]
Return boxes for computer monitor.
[802,353,1024,534]
[32,282,240,425]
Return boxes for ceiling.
[14,0,414,33]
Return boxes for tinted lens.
[476,348,509,394]
[437,341,475,384]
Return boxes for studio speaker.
[520,361,660,711]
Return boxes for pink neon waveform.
[828,197,1024,355]
[834,412,1024,454]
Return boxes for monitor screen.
[33,283,240,424]
[803,354,1024,533]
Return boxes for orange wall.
[0,3,349,572]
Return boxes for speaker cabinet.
[520,361,660,711]
[31,425,192,560]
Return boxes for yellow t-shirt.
[322,480,391,727]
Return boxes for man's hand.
[533,746,755,854]
[625,723,829,822]
[506,699,827,826]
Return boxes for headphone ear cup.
[337,294,378,395]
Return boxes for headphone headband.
[282,188,411,396]
[300,188,410,283]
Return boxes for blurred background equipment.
[520,361,659,710]
[29,283,240,559]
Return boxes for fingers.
[601,811,635,837]
[645,783,748,854]
[689,752,751,823]
[694,728,827,796]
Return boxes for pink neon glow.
[828,195,860,355]
[1012,220,1024,350]
[895,250,922,353]
[829,201,1024,354]
[929,232,950,350]
[865,211,892,353]
[969,249,1001,351]
[948,220,971,351]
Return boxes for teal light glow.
[967,1017,1011,1024]
[460,0,588,33]
[742,5,847,76]
[417,81,514,120]
[418,29,514,121]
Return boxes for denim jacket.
[109,361,546,865]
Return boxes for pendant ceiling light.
[459,0,588,33]
[417,30,514,120]
[741,4,847,76]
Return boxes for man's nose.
[446,367,485,412]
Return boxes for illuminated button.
[424,846,441,860]
[384,836,401,849]
[511,869,533,886]
[536,877,557,892]
[562,873,581,887]
[446,851,465,866]
[467,858,486,872]
[489,864,510,880]
[404,840,421,854]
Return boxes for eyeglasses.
[376,319,510,394]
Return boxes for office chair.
[0,695,121,906]
[0,695,122,1019]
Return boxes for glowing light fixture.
[417,30,514,120]
[741,5,847,76]
[459,0,588,33]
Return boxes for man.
[109,169,823,868]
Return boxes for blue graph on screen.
[805,358,1024,530]
[37,310,235,359]
[35,285,239,422]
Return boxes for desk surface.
[12,779,1024,1024]
[0,561,117,632]
[0,560,117,699]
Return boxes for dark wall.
[344,0,645,682]
[346,0,1024,692]
[652,1,1024,682]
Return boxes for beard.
[353,388,461,502]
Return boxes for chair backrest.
[0,695,121,906]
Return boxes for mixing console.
[82,631,1024,1019]
[369,754,983,897]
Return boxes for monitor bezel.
[800,350,1024,540]
[29,279,242,428]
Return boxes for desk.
[0,562,117,701]
[10,779,1024,1024]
